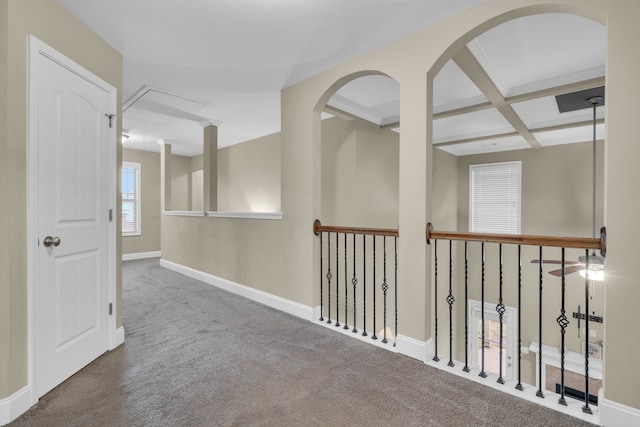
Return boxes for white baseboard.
[0,385,33,425]
[122,251,161,261]
[110,326,125,350]
[159,259,315,321]
[396,335,429,362]
[599,392,640,426]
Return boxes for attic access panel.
[555,86,605,113]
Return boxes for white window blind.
[469,161,521,234]
[122,162,141,235]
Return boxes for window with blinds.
[122,162,141,236]
[469,161,521,234]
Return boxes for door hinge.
[105,113,116,128]
[109,209,113,222]
[109,303,113,316]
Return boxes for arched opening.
[317,73,400,229]
[313,72,400,344]
[427,9,606,413]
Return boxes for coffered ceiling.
[56,1,604,156]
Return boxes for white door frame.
[468,299,517,380]
[26,35,119,405]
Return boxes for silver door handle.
[43,236,61,247]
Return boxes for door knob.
[43,236,61,247]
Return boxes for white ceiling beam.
[452,46,541,149]
[434,118,605,147]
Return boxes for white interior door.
[31,38,116,398]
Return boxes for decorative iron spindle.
[537,246,544,398]
[515,245,523,391]
[583,249,592,415]
[344,234,349,330]
[463,241,470,373]
[479,242,486,378]
[382,236,389,344]
[319,232,324,321]
[496,244,505,384]
[352,234,358,333]
[394,236,398,347]
[362,236,367,337]
[335,233,340,328]
[372,236,377,340]
[447,240,455,367]
[326,231,332,324]
[433,239,440,362]
[557,248,568,406]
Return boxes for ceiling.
[56,1,605,157]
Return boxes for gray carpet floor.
[10,258,594,426]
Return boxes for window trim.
[469,161,521,235]
[122,161,141,236]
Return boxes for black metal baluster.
[557,248,569,406]
[447,240,455,367]
[372,236,377,340]
[382,236,389,344]
[320,232,324,321]
[327,231,332,324]
[496,244,505,384]
[516,245,523,391]
[537,246,544,398]
[433,239,440,362]
[344,234,349,330]
[479,242,486,378]
[463,241,470,373]
[335,233,340,328]
[362,236,368,337]
[352,234,358,333]
[394,236,398,347]
[583,249,592,414]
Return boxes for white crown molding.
[199,119,223,128]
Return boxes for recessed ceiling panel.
[470,13,605,97]
[328,75,400,125]
[437,135,530,156]
[433,108,514,144]
[512,97,605,130]
[433,59,487,113]
[534,123,605,147]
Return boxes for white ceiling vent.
[123,86,210,126]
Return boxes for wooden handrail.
[426,223,606,255]
[313,219,398,237]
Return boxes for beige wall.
[171,153,192,211]
[0,0,9,402]
[456,142,604,237]
[0,0,122,399]
[163,0,640,411]
[321,117,399,228]
[122,149,161,255]
[218,132,281,212]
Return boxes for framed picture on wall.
[583,341,602,359]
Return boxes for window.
[469,161,521,234]
[122,162,141,236]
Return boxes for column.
[201,120,221,212]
